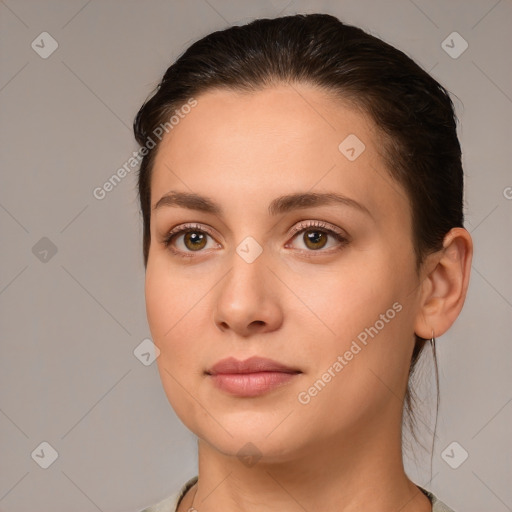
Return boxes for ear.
[414,227,473,339]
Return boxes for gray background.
[0,0,511,510]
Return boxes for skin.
[144,83,473,512]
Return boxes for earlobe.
[414,227,473,339]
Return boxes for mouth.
[205,356,302,397]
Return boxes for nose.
[213,249,283,337]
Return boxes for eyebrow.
[153,190,372,217]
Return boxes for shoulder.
[417,485,457,512]
[139,476,199,512]
[138,492,179,512]
[139,478,456,512]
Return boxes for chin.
[190,416,311,464]
[207,435,304,465]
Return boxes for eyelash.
[162,220,349,259]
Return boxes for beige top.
[139,476,456,512]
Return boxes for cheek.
[297,260,395,342]
[145,259,188,355]
[145,264,203,421]
[295,256,414,388]
[145,270,170,346]
[145,260,206,371]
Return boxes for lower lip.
[208,371,300,397]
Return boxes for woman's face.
[145,84,423,460]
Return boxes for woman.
[135,13,472,512]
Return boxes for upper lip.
[206,356,301,375]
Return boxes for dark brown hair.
[133,13,464,456]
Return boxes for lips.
[206,356,301,375]
[205,356,302,397]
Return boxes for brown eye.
[163,221,348,259]
[162,223,218,256]
[288,221,349,254]
[183,231,207,251]
[302,229,328,250]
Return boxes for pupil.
[186,232,205,250]
[306,230,326,249]
[308,232,321,243]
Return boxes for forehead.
[154,84,372,169]
[150,84,409,224]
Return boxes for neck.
[183,411,431,512]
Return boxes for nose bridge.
[224,235,268,298]
[213,234,282,334]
